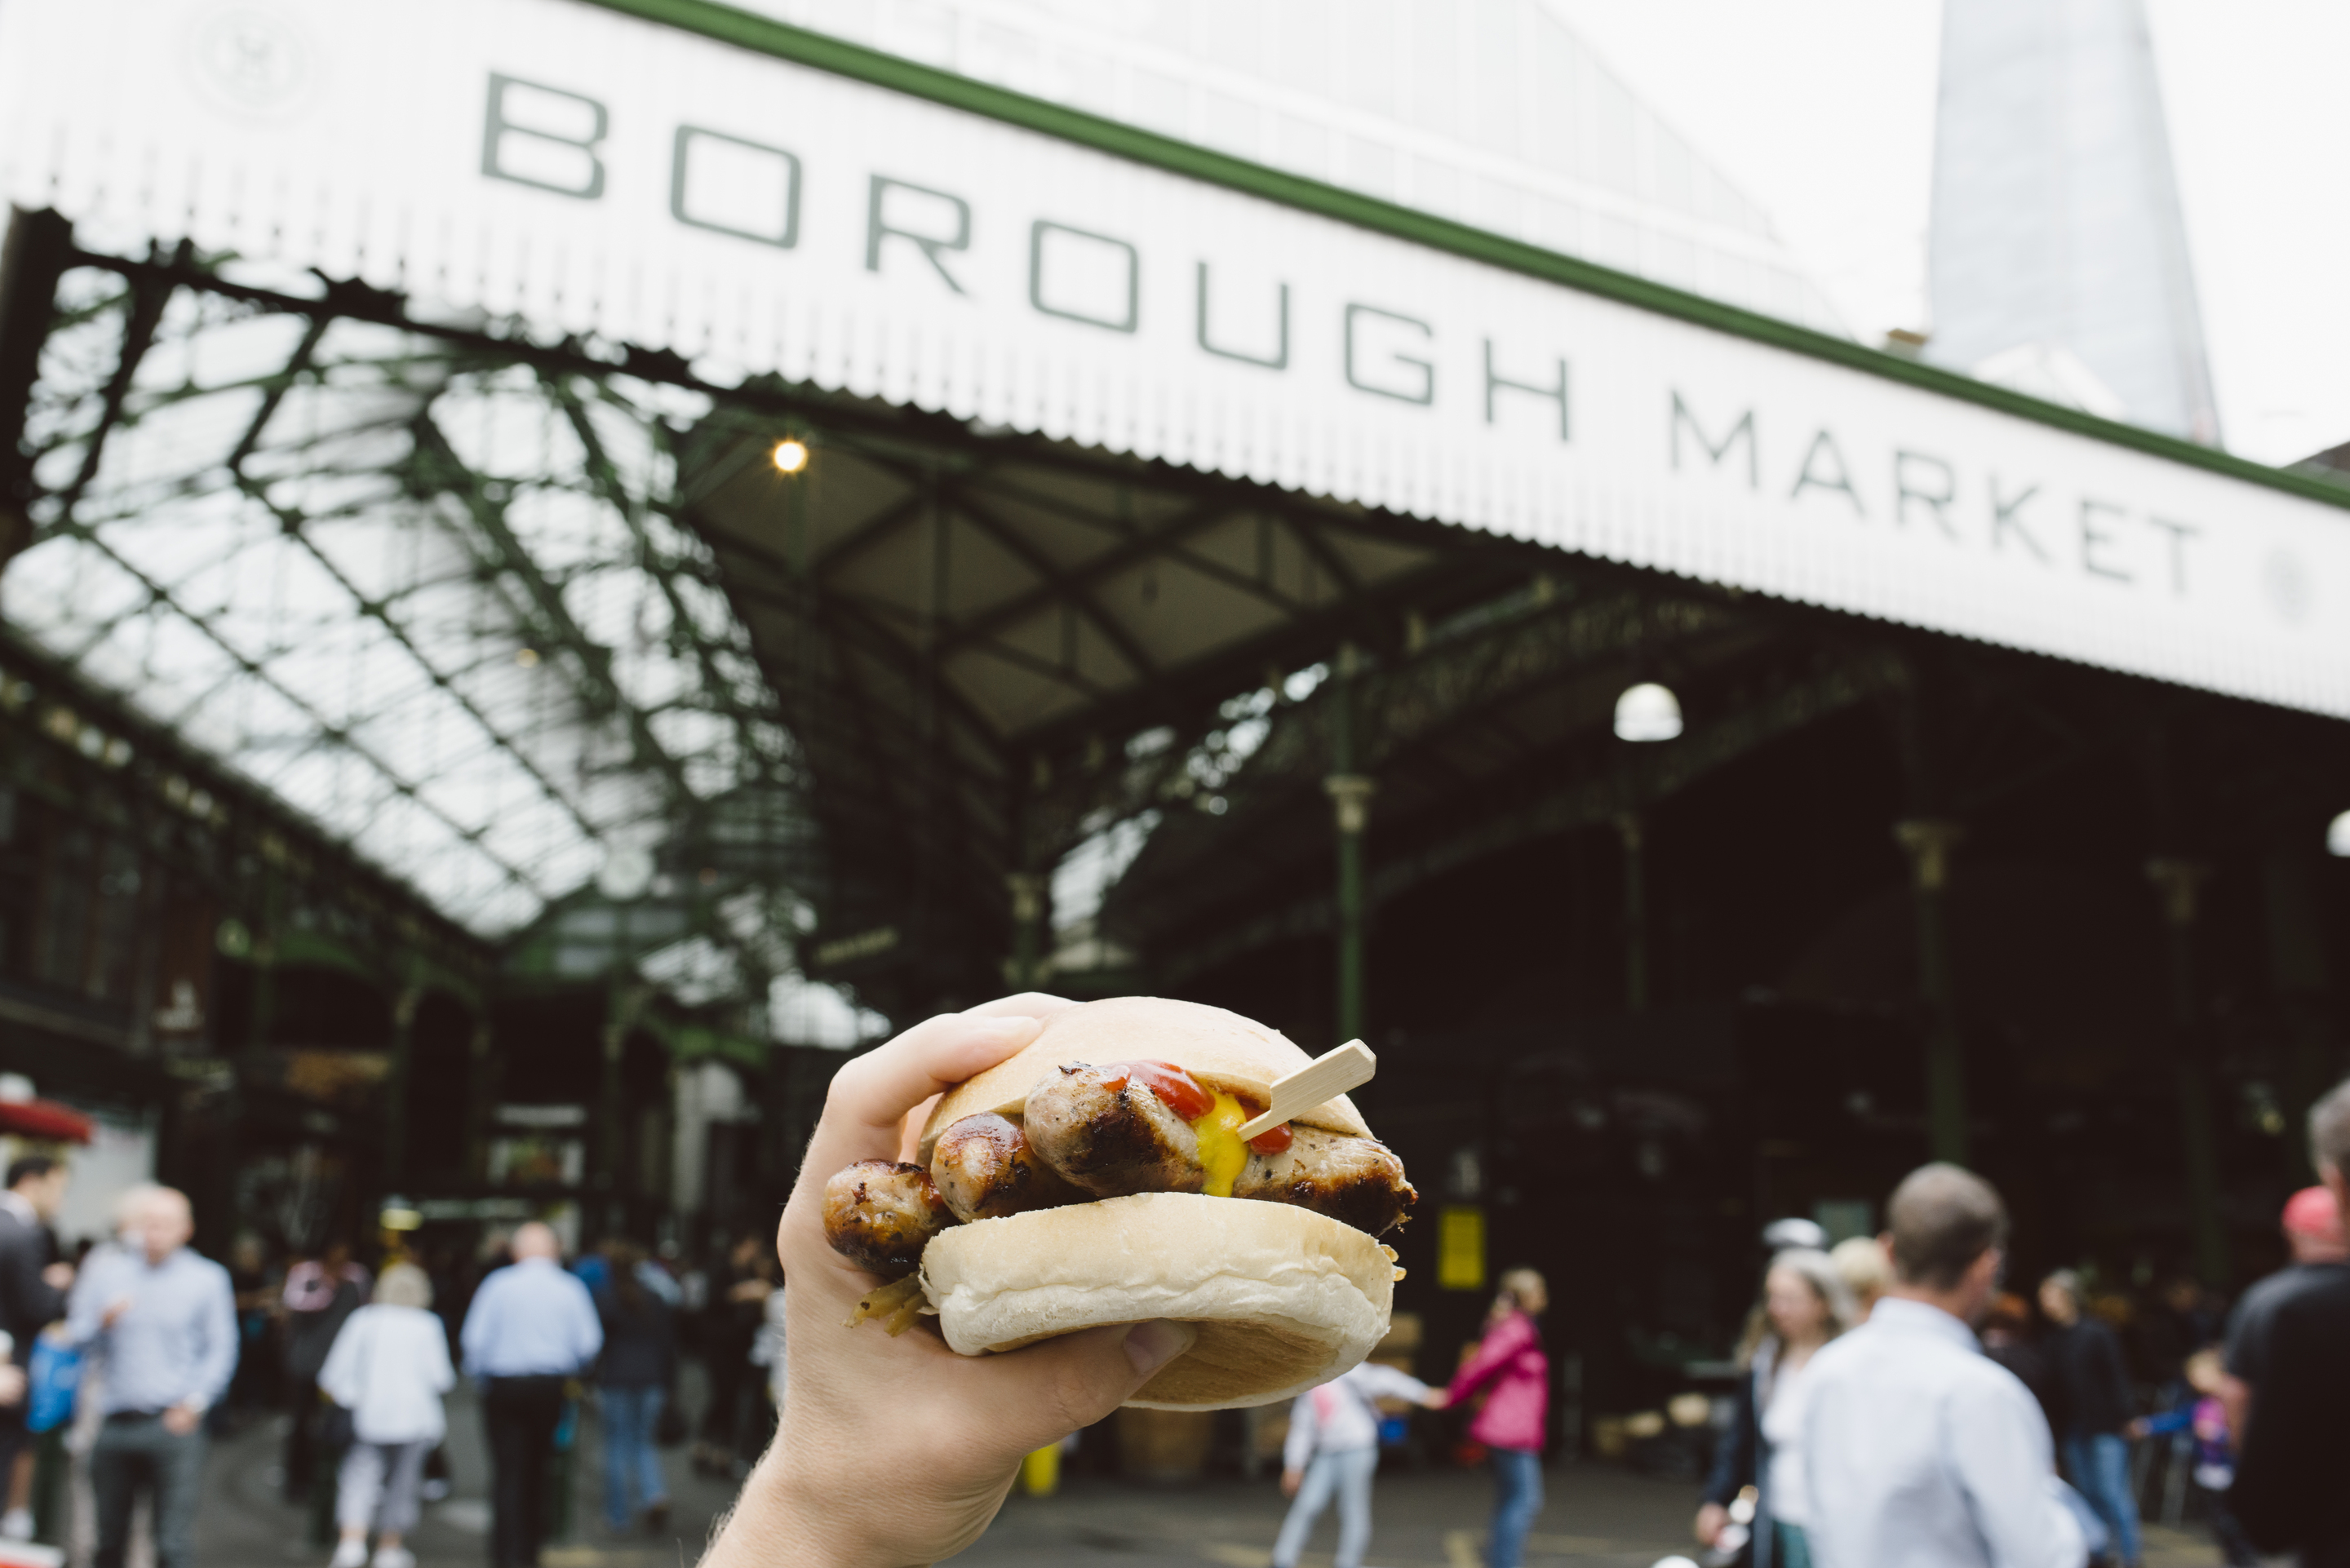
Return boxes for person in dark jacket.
[595,1243,676,1535]
[2041,1270,2141,1568]
[0,1156,70,1543]
[1696,1250,1856,1568]
[2235,1078,2350,1567]
[1980,1292,2060,1437]
[281,1238,369,1504]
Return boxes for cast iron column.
[1007,872,1048,990]
[1324,644,1372,1046]
[1895,819,1969,1166]
[383,981,421,1190]
[1615,812,1649,1013]
[2264,850,2334,1181]
[463,1016,495,1183]
[2148,857,2230,1287]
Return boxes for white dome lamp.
[2328,810,2350,858]
[1614,681,1683,742]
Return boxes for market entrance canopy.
[2,0,2347,727]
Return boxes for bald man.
[65,1185,236,1568]
[461,1223,602,1568]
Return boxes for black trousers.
[482,1376,566,1568]
[91,1416,206,1568]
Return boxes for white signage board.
[0,0,2343,715]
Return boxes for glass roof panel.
[7,262,810,946]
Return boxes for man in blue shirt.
[461,1223,602,1567]
[64,1185,236,1568]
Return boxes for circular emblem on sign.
[187,7,313,117]
[2262,548,2314,626]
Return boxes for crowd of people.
[1686,1092,2350,1568]
[0,1154,802,1568]
[11,1000,2350,1568]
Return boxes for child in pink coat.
[1448,1269,1551,1568]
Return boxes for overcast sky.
[1547,0,2350,467]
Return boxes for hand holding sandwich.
[703,995,1198,1568]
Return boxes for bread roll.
[919,1193,1397,1409]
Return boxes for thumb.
[991,1319,1199,1456]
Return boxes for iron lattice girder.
[7,237,818,973]
[1151,649,1910,984]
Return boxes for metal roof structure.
[1,0,2345,1030]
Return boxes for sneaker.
[329,1541,367,1568]
[370,1548,415,1568]
[0,1509,30,1541]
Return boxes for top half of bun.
[919,996,1371,1155]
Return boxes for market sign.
[2,0,2344,715]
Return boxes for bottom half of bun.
[917,1192,1398,1411]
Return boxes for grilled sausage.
[822,1159,954,1277]
[1235,1127,1416,1237]
[1022,1061,1206,1198]
[929,1112,1085,1222]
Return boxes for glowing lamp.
[1613,682,1683,742]
[2328,809,2350,857]
[771,438,809,474]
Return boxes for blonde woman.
[1447,1269,1550,1568]
[1829,1236,1891,1322]
[319,1265,453,1568]
[1696,1250,1856,1568]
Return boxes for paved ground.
[166,1391,2256,1568]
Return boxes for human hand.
[1695,1502,1727,1547]
[1420,1389,1449,1410]
[100,1296,131,1329]
[2125,1418,2150,1441]
[1281,1466,1303,1498]
[162,1403,201,1436]
[702,996,1199,1568]
[0,1365,24,1408]
[40,1262,71,1291]
[726,1278,774,1304]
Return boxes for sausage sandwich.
[820,996,1414,1410]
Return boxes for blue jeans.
[1487,1446,1543,1568]
[599,1385,670,1530]
[2062,1432,2140,1565]
[1273,1448,1379,1568]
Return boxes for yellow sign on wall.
[1438,1206,1486,1291]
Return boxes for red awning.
[0,1100,93,1144]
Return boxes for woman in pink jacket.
[1448,1269,1550,1568]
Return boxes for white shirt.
[1801,1298,2084,1568]
[1760,1351,1818,1528]
[318,1304,455,1445]
[1282,1362,1431,1470]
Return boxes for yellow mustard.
[1191,1091,1248,1198]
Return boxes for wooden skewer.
[1236,1039,1377,1141]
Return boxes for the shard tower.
[1927,0,2221,444]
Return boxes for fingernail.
[1124,1319,1196,1375]
[975,1015,1043,1043]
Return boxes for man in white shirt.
[1801,1164,2084,1568]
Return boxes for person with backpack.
[593,1242,676,1535]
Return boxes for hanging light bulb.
[771,437,810,474]
[2327,809,2350,857]
[1614,681,1683,742]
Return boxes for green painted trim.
[272,928,380,985]
[578,0,2350,512]
[640,1012,769,1070]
